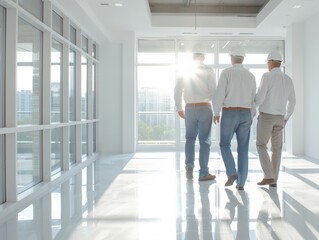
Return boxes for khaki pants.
[256,113,285,181]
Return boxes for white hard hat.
[266,51,283,61]
[230,46,245,57]
[192,44,206,55]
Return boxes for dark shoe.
[236,185,244,191]
[185,166,193,180]
[198,173,216,181]
[270,183,277,187]
[225,174,238,186]
[257,178,275,185]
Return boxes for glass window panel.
[93,123,97,153]
[138,40,175,64]
[93,44,97,58]
[51,39,63,123]
[81,56,88,120]
[18,0,43,21]
[82,124,87,157]
[70,25,76,45]
[51,127,62,174]
[52,10,63,36]
[17,131,42,193]
[82,35,88,53]
[69,49,76,121]
[17,18,42,126]
[69,125,76,165]
[137,66,176,144]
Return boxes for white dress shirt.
[255,68,296,120]
[213,64,256,116]
[174,64,216,111]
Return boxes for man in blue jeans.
[174,45,217,181]
[213,46,256,190]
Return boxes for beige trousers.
[256,113,285,181]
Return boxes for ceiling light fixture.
[115,3,123,7]
[293,5,302,9]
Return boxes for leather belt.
[223,107,250,110]
[186,102,211,107]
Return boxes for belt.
[186,102,211,107]
[223,107,250,110]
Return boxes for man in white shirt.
[255,51,296,187]
[174,45,217,181]
[213,46,256,190]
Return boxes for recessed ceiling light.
[115,3,123,7]
[293,5,302,9]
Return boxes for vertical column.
[87,39,93,156]
[122,32,136,153]
[5,7,18,202]
[285,23,304,155]
[62,17,70,171]
[42,0,52,181]
[75,29,82,163]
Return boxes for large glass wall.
[0,2,99,204]
[0,6,4,204]
[137,39,284,150]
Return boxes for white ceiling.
[56,0,319,41]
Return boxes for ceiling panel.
[148,0,270,16]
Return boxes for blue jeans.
[185,106,212,177]
[220,109,251,187]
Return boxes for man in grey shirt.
[255,51,296,187]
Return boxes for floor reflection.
[0,153,319,240]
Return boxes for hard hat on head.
[266,51,283,61]
[192,44,206,55]
[229,46,245,57]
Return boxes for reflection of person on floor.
[218,188,250,239]
[256,187,284,239]
[185,181,214,240]
[199,182,213,240]
[185,181,199,240]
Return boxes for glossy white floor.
[0,152,319,240]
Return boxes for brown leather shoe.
[225,174,238,186]
[270,183,277,187]
[257,178,275,185]
[236,185,244,191]
[198,173,216,181]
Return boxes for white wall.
[98,41,123,154]
[303,13,319,159]
[98,33,137,155]
[285,23,304,155]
